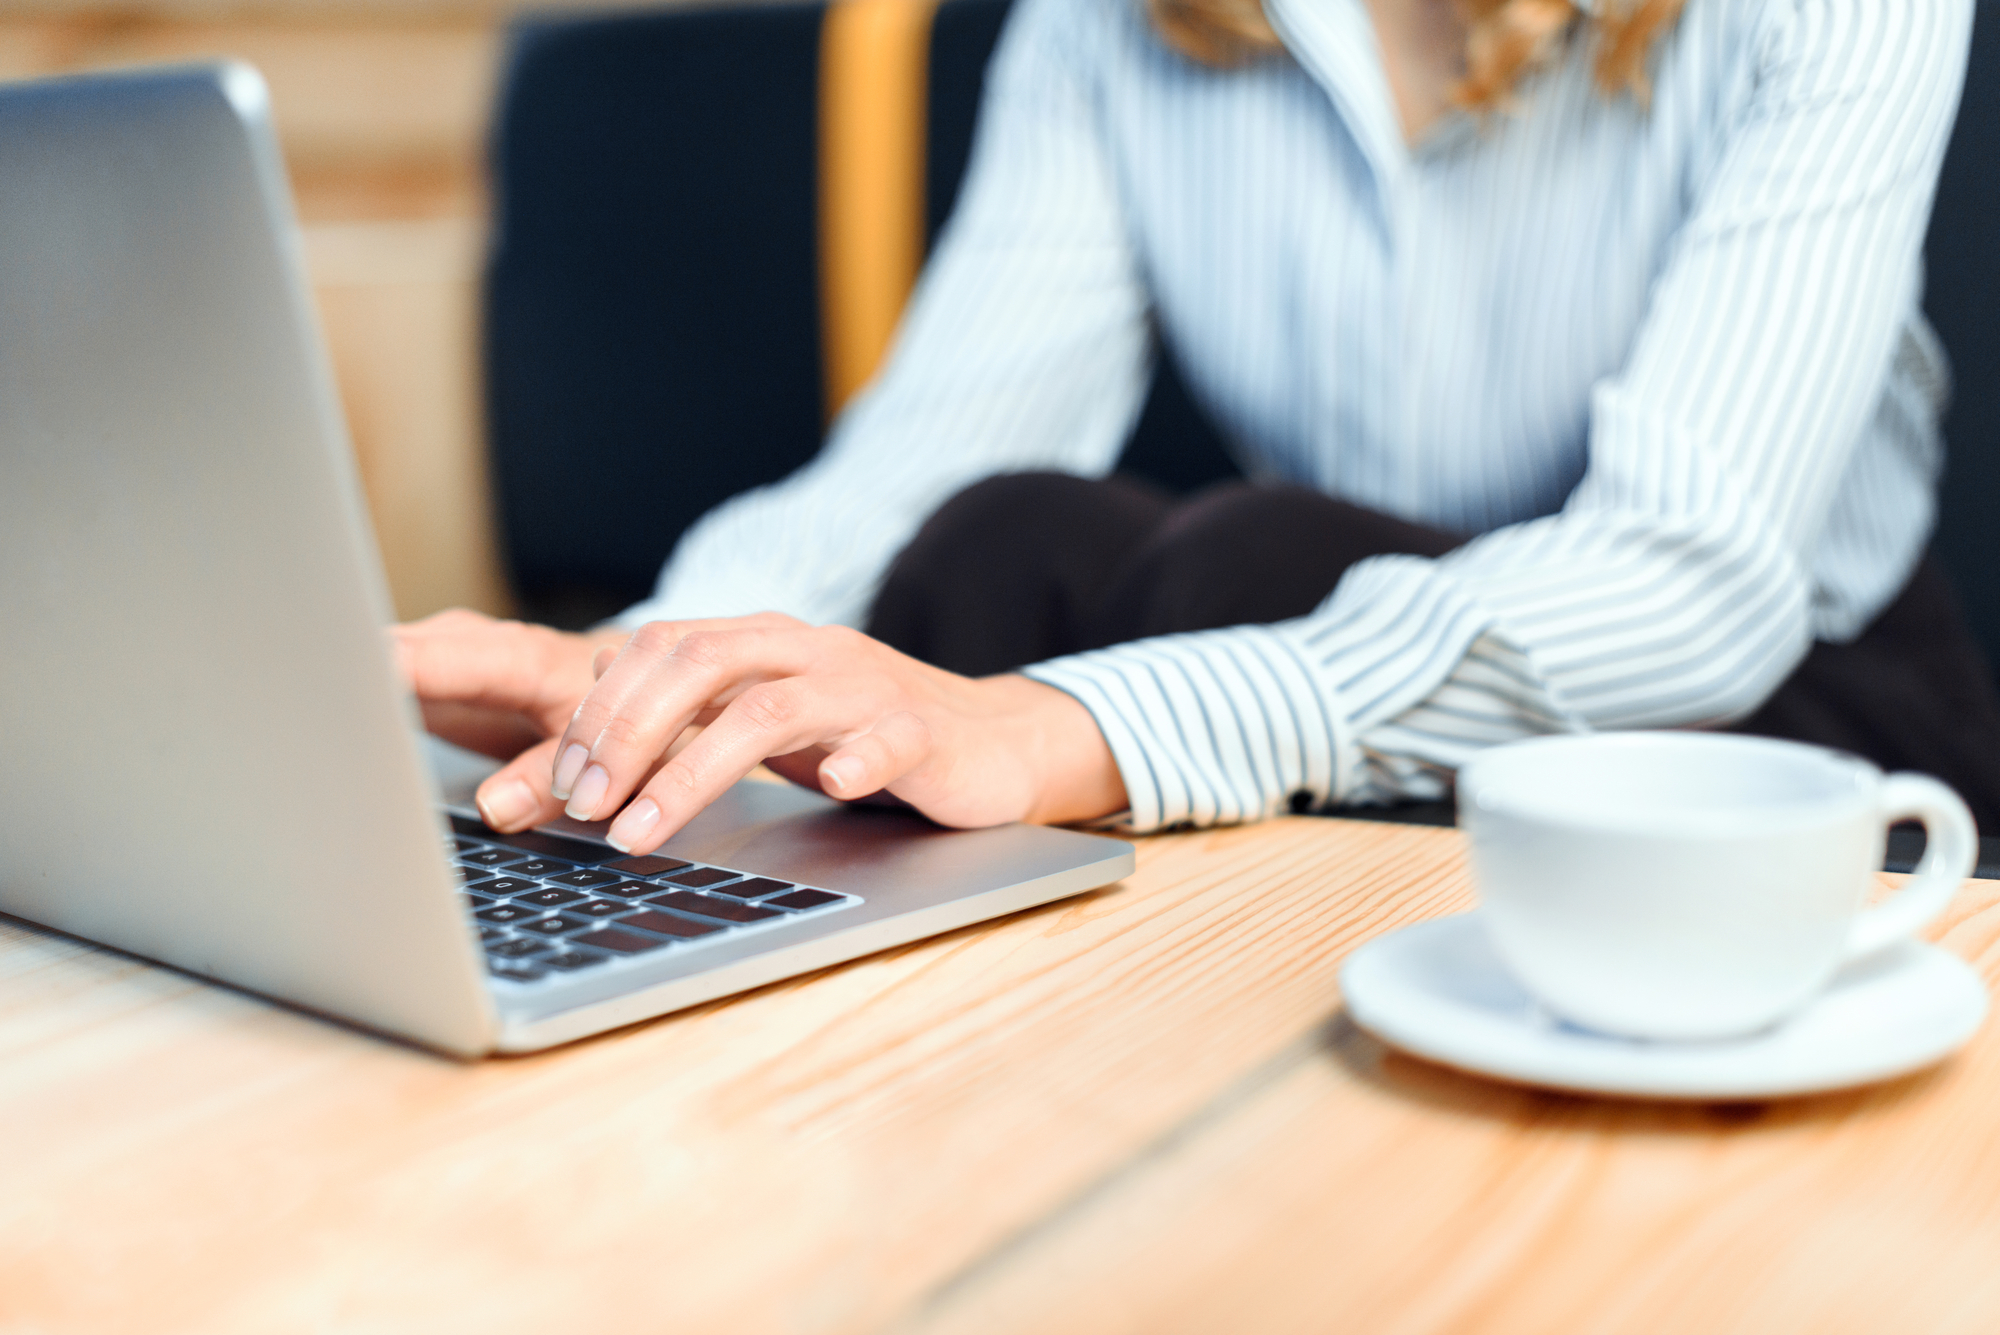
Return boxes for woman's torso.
[1076,0,1946,637]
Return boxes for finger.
[603,674,895,854]
[568,620,825,765]
[473,736,567,833]
[581,612,798,681]
[553,622,848,820]
[391,609,486,689]
[817,710,934,801]
[395,613,567,717]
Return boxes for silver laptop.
[0,62,1133,1055]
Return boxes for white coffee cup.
[1457,733,1978,1042]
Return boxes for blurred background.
[1,0,602,622]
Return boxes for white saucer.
[1340,913,1990,1100]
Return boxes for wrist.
[990,675,1128,826]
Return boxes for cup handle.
[1844,773,1979,961]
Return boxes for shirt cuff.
[1022,623,1356,832]
[1020,556,1496,832]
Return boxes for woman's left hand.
[472,613,1129,852]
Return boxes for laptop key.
[521,914,590,936]
[540,949,608,971]
[618,910,725,940]
[518,887,587,908]
[490,963,548,982]
[646,890,782,924]
[488,936,552,959]
[549,868,621,889]
[452,838,483,854]
[505,857,575,878]
[767,889,844,911]
[460,848,525,868]
[476,877,540,896]
[477,926,509,944]
[714,876,791,900]
[571,899,629,918]
[457,866,496,884]
[603,855,692,878]
[476,903,541,924]
[571,927,674,955]
[663,866,739,889]
[484,829,625,865]
[601,879,667,899]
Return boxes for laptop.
[0,62,1134,1055]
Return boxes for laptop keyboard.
[444,815,859,986]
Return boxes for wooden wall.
[0,4,617,619]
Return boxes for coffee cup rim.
[1457,732,1880,839]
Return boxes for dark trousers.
[866,473,2000,831]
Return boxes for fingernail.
[566,764,610,821]
[551,743,589,800]
[822,756,865,794]
[607,798,661,853]
[477,778,536,832]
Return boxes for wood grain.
[909,878,2000,1335]
[0,818,1473,1334]
[8,820,1999,1332]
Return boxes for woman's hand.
[471,613,1127,852]
[392,609,630,816]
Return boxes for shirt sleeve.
[615,0,1152,630]
[1025,0,1972,830]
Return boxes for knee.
[870,471,1167,671]
[1087,484,1432,644]
[1148,480,1263,543]
[913,473,1123,550]
[878,473,1083,604]
[1145,484,1456,576]
[893,472,1163,577]
[1134,483,1317,578]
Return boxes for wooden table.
[6,817,2000,1334]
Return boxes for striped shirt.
[618,0,1973,831]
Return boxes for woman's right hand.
[392,609,629,828]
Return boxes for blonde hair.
[1148,0,1687,110]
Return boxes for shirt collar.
[1260,0,1411,208]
